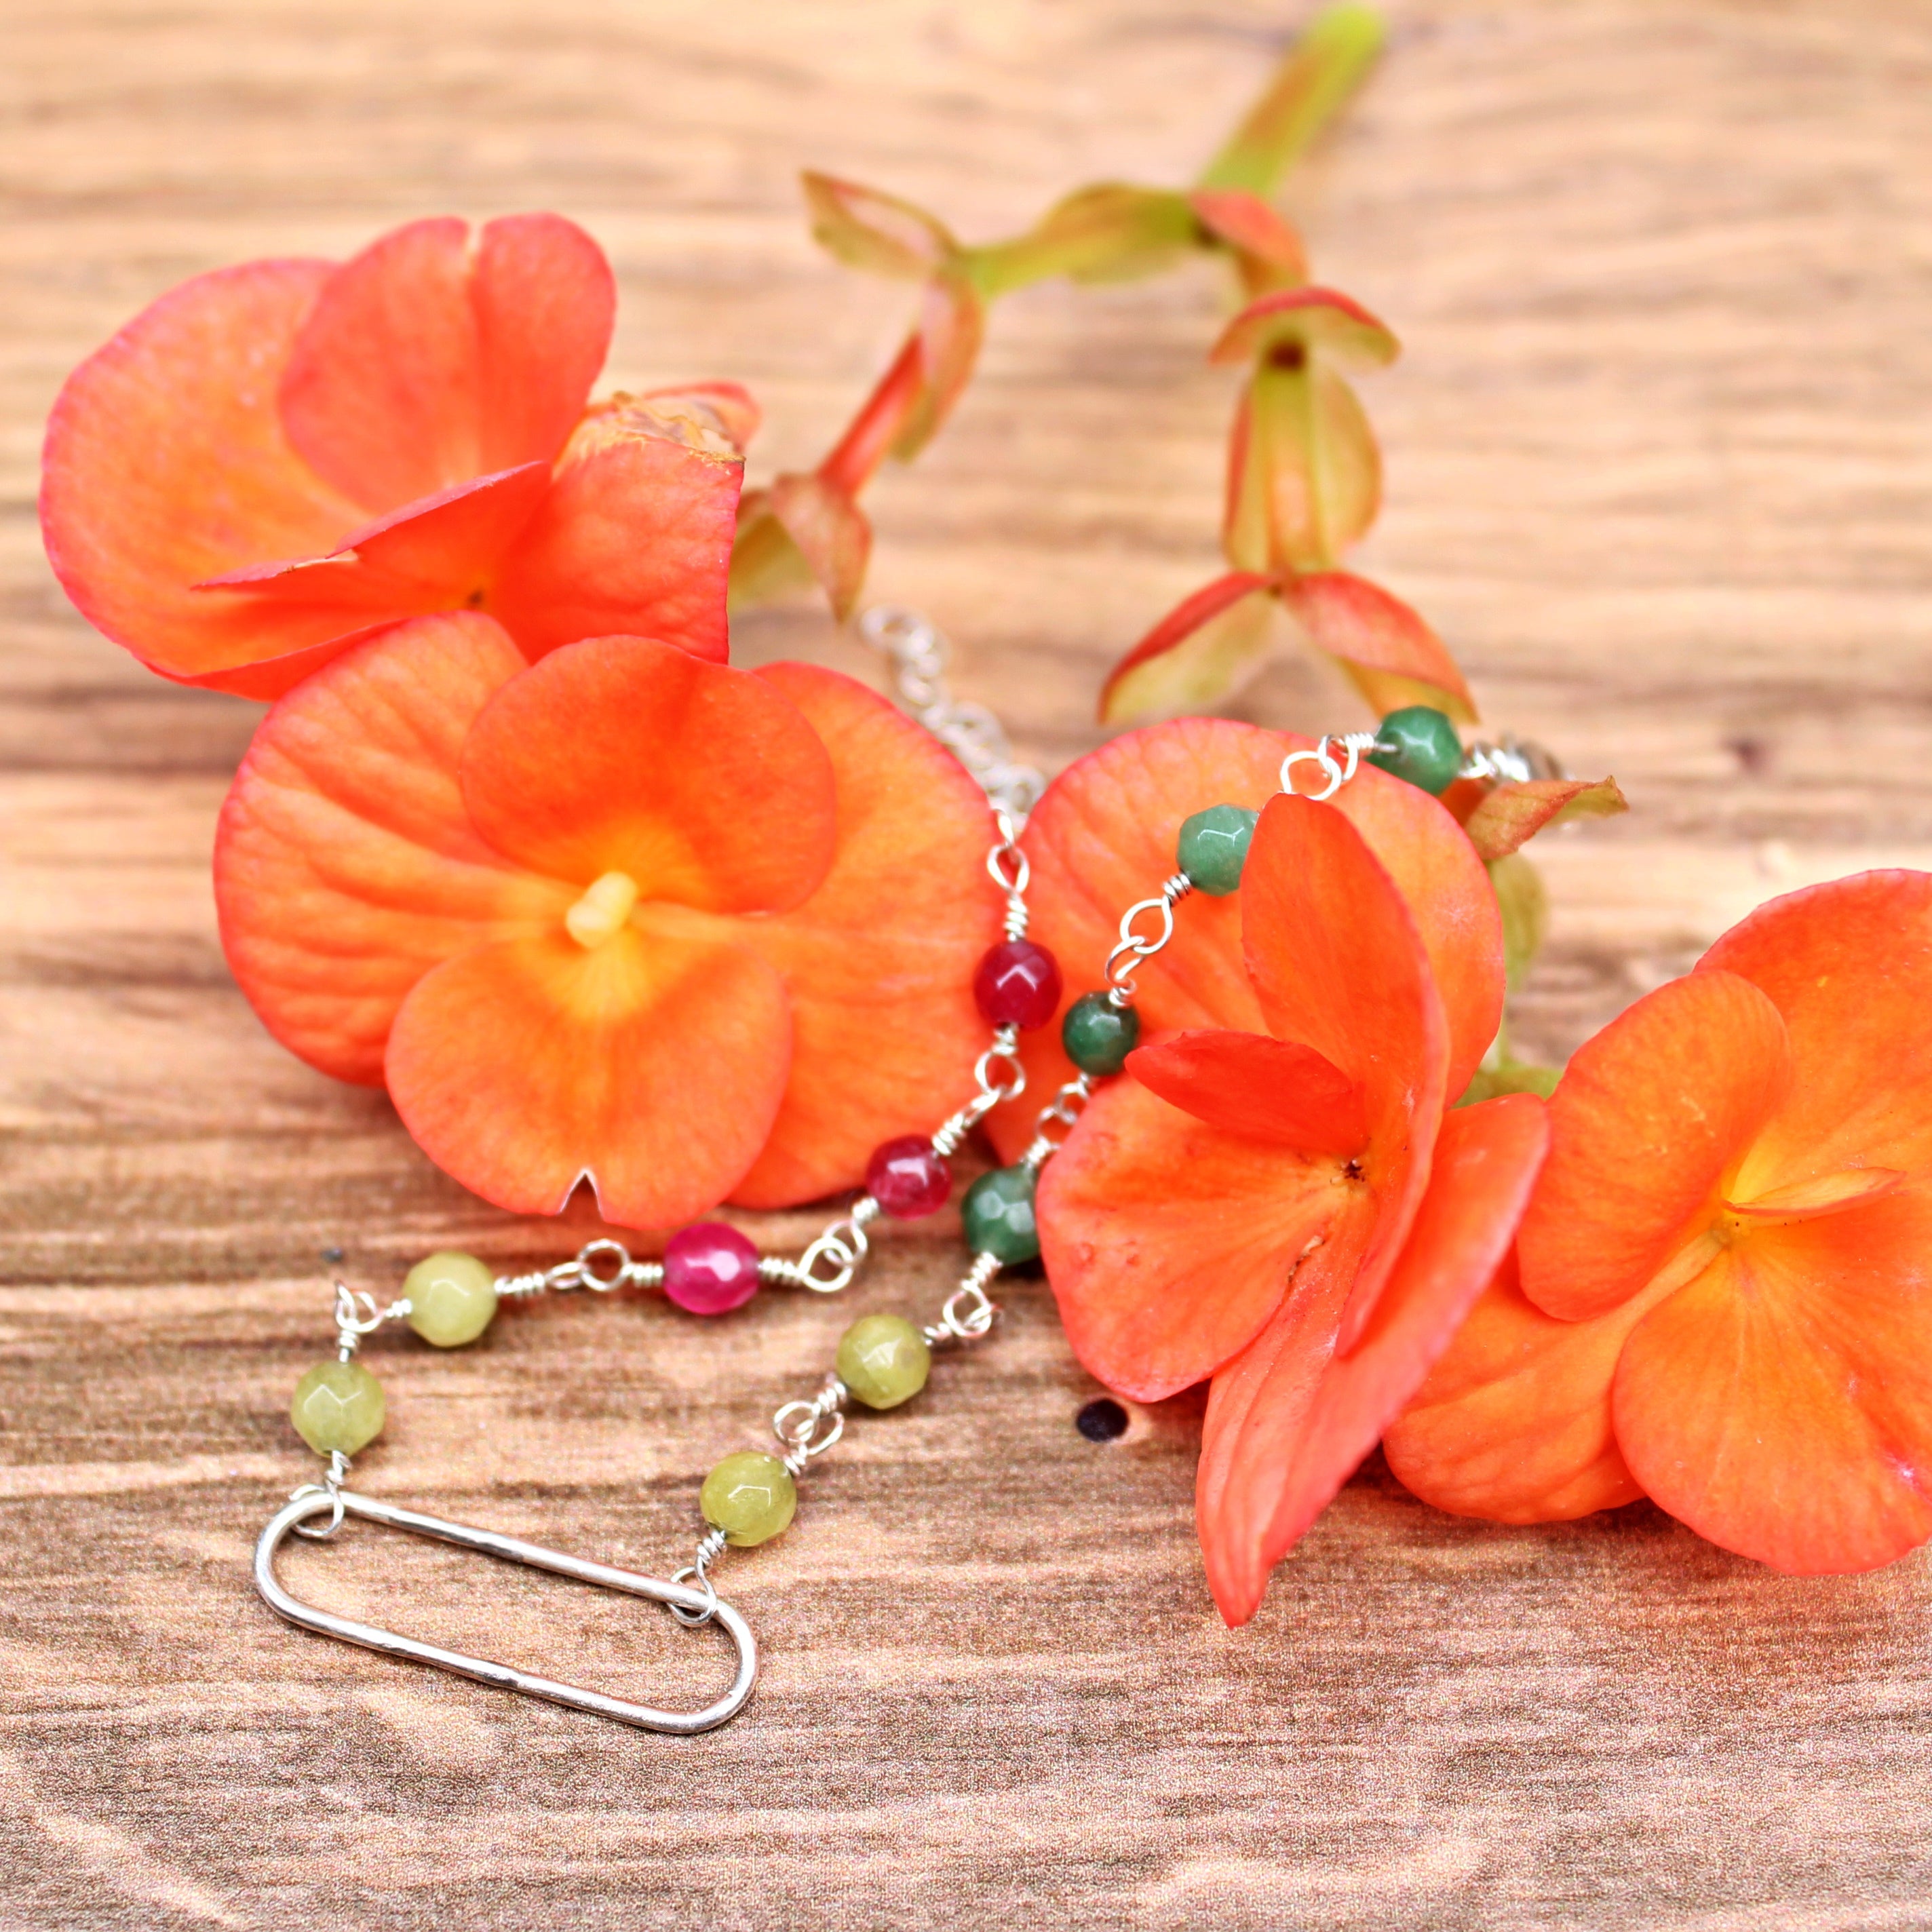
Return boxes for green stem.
[1197,4,1385,196]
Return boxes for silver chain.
[859,606,1045,822]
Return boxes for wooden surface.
[6,3,1932,1926]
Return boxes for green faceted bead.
[700,1451,798,1548]
[1177,804,1260,896]
[290,1360,385,1456]
[836,1314,931,1411]
[404,1250,498,1348]
[1062,991,1141,1078]
[1368,705,1464,796]
[961,1164,1040,1265]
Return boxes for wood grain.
[5,3,1932,1926]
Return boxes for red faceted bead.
[973,938,1062,1031]
[866,1136,951,1219]
[663,1222,761,1315]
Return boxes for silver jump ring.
[288,1482,346,1541]
[574,1239,630,1291]
[1279,744,1347,801]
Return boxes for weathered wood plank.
[5,2,1932,1926]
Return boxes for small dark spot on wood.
[1077,1397,1129,1442]
[1724,734,1772,776]
[321,1245,345,1264]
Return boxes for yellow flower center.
[564,870,640,949]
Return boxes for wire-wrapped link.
[1460,735,1568,785]
[859,606,1045,822]
[1279,730,1383,802]
[1020,1075,1093,1172]
[496,1238,663,1298]
[1103,873,1193,1004]
[789,1198,879,1294]
[668,1525,729,1628]
[925,1252,1003,1347]
[989,810,1031,939]
[930,1022,1026,1155]
[773,1374,848,1475]
[331,1282,410,1359]
[289,1450,351,1541]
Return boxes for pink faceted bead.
[663,1222,762,1315]
[866,1136,951,1219]
[973,938,1062,1031]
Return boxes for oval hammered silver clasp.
[254,1490,757,1735]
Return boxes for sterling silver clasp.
[255,1489,758,1735]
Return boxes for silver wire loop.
[669,1526,730,1628]
[290,1450,352,1540]
[926,1253,1003,1345]
[773,1374,848,1474]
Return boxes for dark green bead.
[1367,706,1464,796]
[1062,991,1140,1077]
[961,1165,1040,1265]
[1176,805,1260,896]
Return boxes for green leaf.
[1488,851,1549,992]
[1456,1060,1562,1106]
[802,172,957,280]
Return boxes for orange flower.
[214,611,1004,1227]
[1386,871,1932,1574]
[42,214,747,699]
[1021,720,1548,1621]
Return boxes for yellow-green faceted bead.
[700,1451,798,1547]
[836,1314,931,1411]
[404,1250,499,1348]
[290,1360,385,1456]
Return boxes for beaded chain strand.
[260,606,1560,1723]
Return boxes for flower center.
[564,871,640,949]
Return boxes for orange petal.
[1187,190,1309,289]
[1615,1189,1932,1572]
[488,408,741,663]
[988,719,1503,1159]
[1701,870,1932,1191]
[723,663,1007,1208]
[195,461,551,614]
[1276,571,1475,724]
[279,214,615,510]
[214,612,568,1083]
[1518,970,1792,1321]
[1037,1075,1365,1402]
[458,637,836,912]
[386,925,791,1229]
[1199,1093,1549,1623]
[1127,1029,1366,1153]
[1240,795,1450,1341]
[1461,777,1628,864]
[40,256,372,686]
[1097,573,1281,726]
[1209,286,1399,372]
[1246,786,1501,1126]
[988,718,1283,1160]
[1383,1246,1648,1524]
